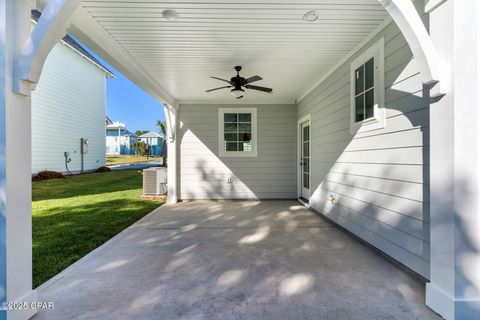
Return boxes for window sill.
[219,151,258,158]
[350,109,386,134]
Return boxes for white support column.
[0,4,7,319]
[1,1,36,320]
[427,1,480,319]
[163,103,178,204]
[0,1,81,319]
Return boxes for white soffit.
[81,0,388,104]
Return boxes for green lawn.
[106,155,160,166]
[32,169,163,288]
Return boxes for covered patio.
[2,1,480,319]
[34,200,440,320]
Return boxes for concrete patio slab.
[33,200,441,320]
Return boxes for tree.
[156,120,167,137]
[156,120,168,167]
[131,141,147,156]
[135,130,148,137]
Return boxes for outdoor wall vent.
[143,167,167,195]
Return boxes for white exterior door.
[300,120,310,200]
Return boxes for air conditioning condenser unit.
[143,167,167,195]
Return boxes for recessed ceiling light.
[162,9,179,21]
[303,10,319,22]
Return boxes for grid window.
[219,108,256,157]
[349,37,385,134]
[354,57,375,122]
[223,113,253,152]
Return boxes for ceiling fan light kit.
[231,88,245,99]
[206,66,273,99]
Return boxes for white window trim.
[218,108,257,157]
[350,37,386,134]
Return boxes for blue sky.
[90,51,165,133]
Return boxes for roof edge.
[31,10,115,78]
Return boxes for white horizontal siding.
[179,104,296,199]
[31,41,106,173]
[297,6,430,278]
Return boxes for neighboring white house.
[31,10,114,174]
[3,1,480,320]
[106,121,137,155]
[139,131,164,156]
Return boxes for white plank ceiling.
[81,0,388,104]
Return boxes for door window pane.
[303,158,309,172]
[303,173,309,188]
[303,126,309,141]
[303,142,309,157]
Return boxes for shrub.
[32,171,65,181]
[95,166,111,173]
[131,141,147,156]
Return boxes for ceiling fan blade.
[245,75,262,84]
[210,76,232,85]
[245,85,273,93]
[206,85,232,92]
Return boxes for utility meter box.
[143,167,167,195]
[81,138,88,154]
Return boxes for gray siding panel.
[297,18,430,278]
[179,104,297,200]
